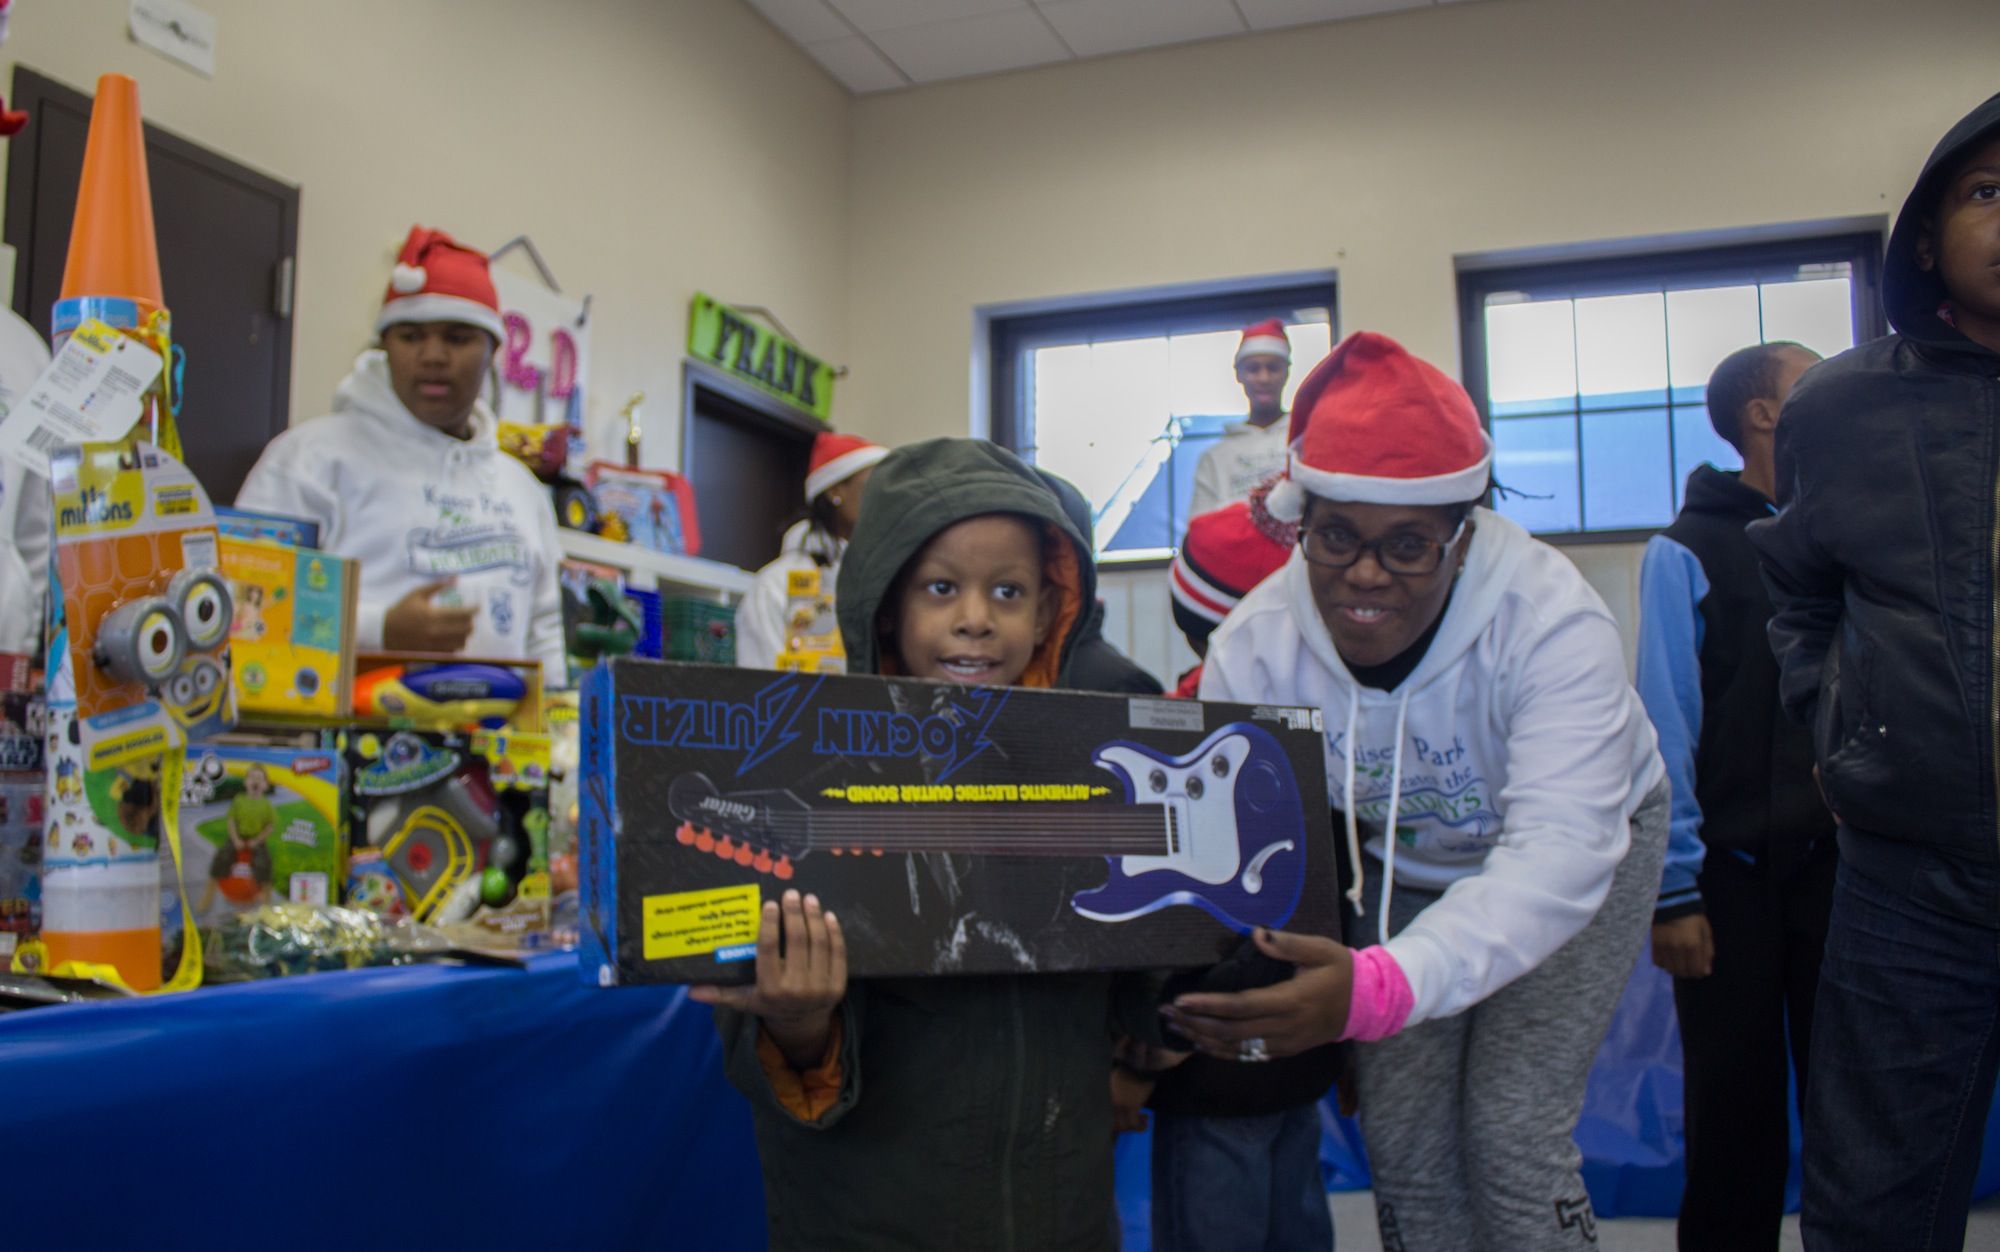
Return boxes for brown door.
[4,66,298,506]
[682,364,819,572]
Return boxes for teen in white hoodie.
[1187,319,1293,517]
[1163,332,1667,1252]
[235,227,566,685]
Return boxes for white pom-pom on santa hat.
[390,263,428,294]
[1263,474,1307,523]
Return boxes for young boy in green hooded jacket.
[691,437,1161,1252]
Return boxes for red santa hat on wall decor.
[1262,331,1493,523]
[804,431,888,504]
[1234,318,1291,364]
[376,225,505,342]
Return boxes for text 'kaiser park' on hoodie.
[234,349,567,683]
[1200,507,1664,1027]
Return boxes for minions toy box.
[50,441,236,760]
[578,659,1336,986]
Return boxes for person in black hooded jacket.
[1636,341,1834,1251]
[1747,90,2000,1251]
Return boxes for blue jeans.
[1801,834,2000,1251]
[1150,1104,1333,1252]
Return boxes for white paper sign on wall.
[129,0,218,78]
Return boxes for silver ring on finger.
[1238,1036,1271,1063]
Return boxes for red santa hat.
[804,431,888,504]
[1235,318,1291,365]
[376,225,504,342]
[1171,493,1296,638]
[1263,331,1492,523]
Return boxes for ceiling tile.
[1035,0,1246,58]
[869,9,1072,83]
[827,0,1028,33]
[744,0,853,44]
[1237,0,1430,29]
[804,34,910,92]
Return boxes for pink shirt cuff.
[1340,945,1415,1042]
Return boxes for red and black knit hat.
[1171,483,1297,645]
[1264,331,1491,522]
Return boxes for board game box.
[578,660,1335,986]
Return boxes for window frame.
[988,279,1336,565]
[1455,231,1886,545]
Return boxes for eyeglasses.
[1298,518,1468,576]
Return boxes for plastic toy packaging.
[200,902,450,981]
[344,730,551,926]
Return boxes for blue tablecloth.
[5,951,1996,1251]
[0,954,768,1252]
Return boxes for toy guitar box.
[578,660,1336,986]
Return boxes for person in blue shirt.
[1634,340,1832,1251]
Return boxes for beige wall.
[2,0,851,467]
[839,0,1992,449]
[834,0,1992,673]
[11,0,1993,663]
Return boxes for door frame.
[3,65,300,435]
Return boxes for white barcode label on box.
[0,319,161,477]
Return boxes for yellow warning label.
[644,883,762,961]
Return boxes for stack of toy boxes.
[0,655,44,968]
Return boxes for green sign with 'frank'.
[686,293,834,423]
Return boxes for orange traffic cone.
[53,73,163,341]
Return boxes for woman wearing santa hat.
[732,431,887,671]
[1159,332,1669,1250]
[236,226,567,684]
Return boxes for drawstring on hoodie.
[1378,689,1412,946]
[1342,686,1364,918]
[1341,682,1414,948]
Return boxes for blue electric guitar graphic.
[665,722,1306,934]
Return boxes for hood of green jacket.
[836,437,1096,685]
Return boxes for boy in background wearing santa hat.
[733,431,886,671]
[1160,333,1667,1251]
[1187,320,1292,518]
[236,226,567,684]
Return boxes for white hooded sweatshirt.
[0,462,49,655]
[235,350,567,684]
[1200,507,1663,1027]
[1188,418,1290,517]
